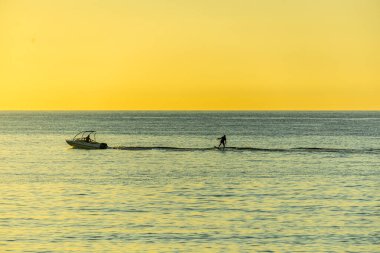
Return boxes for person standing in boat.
[217,135,227,150]
[85,134,91,142]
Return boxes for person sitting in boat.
[217,135,227,149]
[85,134,91,143]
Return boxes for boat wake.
[110,146,380,154]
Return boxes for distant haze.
[0,0,379,110]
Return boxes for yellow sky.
[0,0,379,110]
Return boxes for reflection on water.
[0,111,379,252]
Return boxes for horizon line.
[0,109,379,112]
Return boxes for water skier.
[217,135,227,150]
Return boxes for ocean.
[0,111,379,252]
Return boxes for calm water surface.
[0,111,379,252]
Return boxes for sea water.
[0,111,379,252]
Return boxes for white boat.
[66,131,108,149]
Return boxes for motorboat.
[66,130,108,149]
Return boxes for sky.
[0,0,379,110]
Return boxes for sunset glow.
[1,0,379,110]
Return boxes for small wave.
[292,147,380,154]
[111,146,380,154]
[112,146,214,151]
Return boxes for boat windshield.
[73,131,97,142]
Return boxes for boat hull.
[66,140,108,149]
